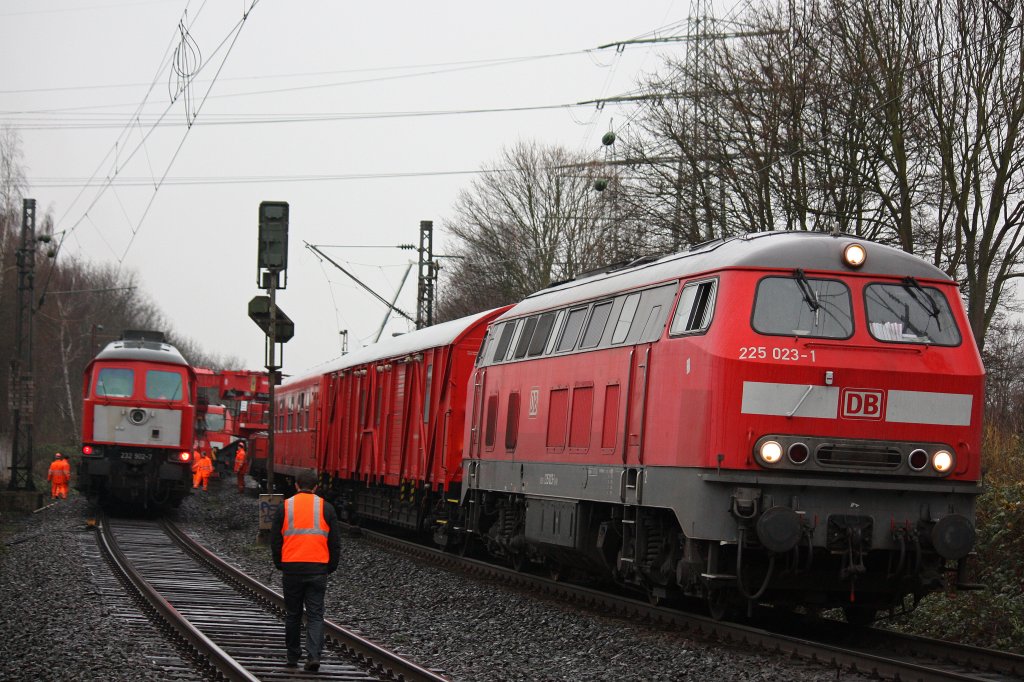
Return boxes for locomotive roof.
[285,307,505,384]
[502,230,953,320]
[94,339,190,367]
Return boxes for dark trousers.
[282,572,328,661]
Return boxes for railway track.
[356,527,1024,682]
[95,515,448,681]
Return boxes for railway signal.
[254,200,291,497]
[247,296,294,344]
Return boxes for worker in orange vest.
[192,450,213,490]
[233,443,249,493]
[47,452,71,500]
[271,470,340,671]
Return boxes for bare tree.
[920,0,1024,350]
[438,141,632,319]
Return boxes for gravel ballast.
[2,480,871,681]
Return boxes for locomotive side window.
[145,370,183,400]
[484,395,499,449]
[623,283,679,344]
[528,312,557,356]
[95,368,134,397]
[491,322,516,364]
[505,392,520,451]
[544,310,566,354]
[752,276,853,339]
[556,307,588,352]
[580,301,613,349]
[612,294,641,344]
[505,321,525,362]
[670,279,717,335]
[864,282,961,346]
[513,316,539,359]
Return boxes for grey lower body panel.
[463,460,980,551]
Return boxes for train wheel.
[842,605,877,627]
[547,560,564,582]
[511,550,527,572]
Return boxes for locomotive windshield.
[95,368,134,397]
[752,276,853,338]
[865,281,961,346]
[146,370,184,400]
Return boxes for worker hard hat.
[54,452,63,459]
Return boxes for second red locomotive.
[77,330,198,508]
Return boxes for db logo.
[841,389,885,420]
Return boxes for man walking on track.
[271,470,340,671]
[47,452,71,500]
[233,442,249,493]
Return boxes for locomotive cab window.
[752,275,853,339]
[95,368,134,398]
[145,370,183,400]
[670,279,717,335]
[865,281,961,346]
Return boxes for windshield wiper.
[794,269,821,311]
[901,277,942,330]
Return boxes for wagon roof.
[285,307,507,384]
[502,230,952,320]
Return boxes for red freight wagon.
[266,307,508,535]
[460,231,983,622]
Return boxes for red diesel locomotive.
[265,231,983,622]
[77,331,197,508]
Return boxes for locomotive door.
[621,344,652,505]
[468,368,487,458]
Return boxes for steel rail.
[162,519,449,682]
[96,516,259,682]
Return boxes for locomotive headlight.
[932,449,954,473]
[176,451,192,463]
[759,440,783,464]
[843,243,867,268]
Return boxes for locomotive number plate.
[120,451,151,462]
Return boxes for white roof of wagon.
[285,308,499,385]
[500,230,952,320]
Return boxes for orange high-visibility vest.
[234,448,247,473]
[194,455,213,474]
[48,460,70,483]
[281,493,330,564]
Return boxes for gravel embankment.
[2,480,871,681]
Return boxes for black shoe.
[304,658,320,672]
[285,657,299,668]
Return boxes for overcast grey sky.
[2,0,702,375]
